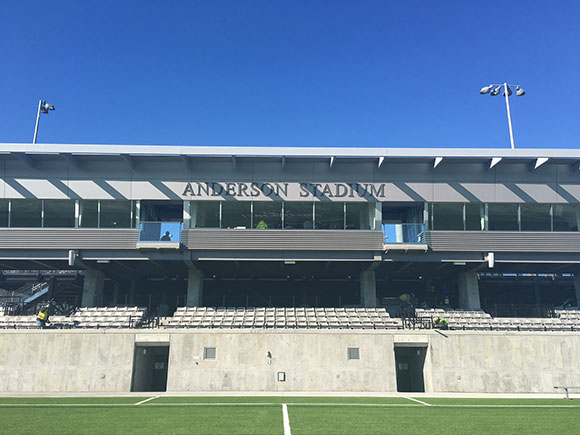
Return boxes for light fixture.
[479,85,494,94]
[33,99,56,144]
[40,101,55,114]
[480,82,526,149]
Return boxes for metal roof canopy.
[1,143,580,165]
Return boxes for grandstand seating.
[1,306,578,331]
[163,307,401,329]
[416,308,580,331]
[0,307,146,329]
[71,307,147,328]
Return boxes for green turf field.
[0,396,578,435]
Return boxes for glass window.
[432,203,463,230]
[553,204,580,231]
[346,203,371,230]
[488,203,519,231]
[315,202,344,229]
[11,199,41,227]
[79,200,98,228]
[192,201,220,228]
[0,200,8,227]
[284,202,313,229]
[253,202,282,229]
[465,203,484,231]
[43,200,75,228]
[100,200,132,228]
[521,204,551,231]
[222,202,251,229]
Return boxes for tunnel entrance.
[131,345,170,392]
[394,345,426,393]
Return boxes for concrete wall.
[166,330,396,392]
[1,329,579,394]
[0,331,134,393]
[428,332,580,393]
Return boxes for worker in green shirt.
[256,220,268,229]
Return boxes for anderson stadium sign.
[182,182,386,201]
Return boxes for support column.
[533,279,541,306]
[129,280,136,305]
[187,268,204,307]
[458,272,481,310]
[47,276,57,301]
[573,274,580,306]
[113,282,120,305]
[360,270,377,308]
[81,269,105,307]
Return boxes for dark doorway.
[395,346,426,392]
[131,345,170,392]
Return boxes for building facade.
[1,144,580,314]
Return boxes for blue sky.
[1,1,579,148]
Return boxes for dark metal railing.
[485,303,555,318]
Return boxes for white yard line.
[403,396,432,406]
[135,395,161,406]
[0,401,578,409]
[282,404,292,435]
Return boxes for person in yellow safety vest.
[256,220,268,229]
[36,305,50,329]
[433,316,448,330]
[399,293,416,306]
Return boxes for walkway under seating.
[163,307,401,329]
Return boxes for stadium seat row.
[416,308,580,332]
[165,307,400,329]
[0,307,147,329]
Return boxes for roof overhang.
[1,143,579,165]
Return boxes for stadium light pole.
[33,100,56,144]
[480,83,525,149]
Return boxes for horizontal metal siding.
[0,229,139,250]
[427,231,580,253]
[183,230,383,251]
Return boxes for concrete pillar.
[81,270,105,307]
[458,272,481,310]
[47,276,57,301]
[129,280,137,305]
[573,275,580,306]
[113,282,120,305]
[187,268,203,307]
[533,280,541,306]
[360,270,377,308]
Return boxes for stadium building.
[1,143,580,394]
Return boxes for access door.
[131,345,170,392]
[394,346,426,392]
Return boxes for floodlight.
[39,101,55,114]
[479,82,527,150]
[480,85,494,94]
[33,99,56,144]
